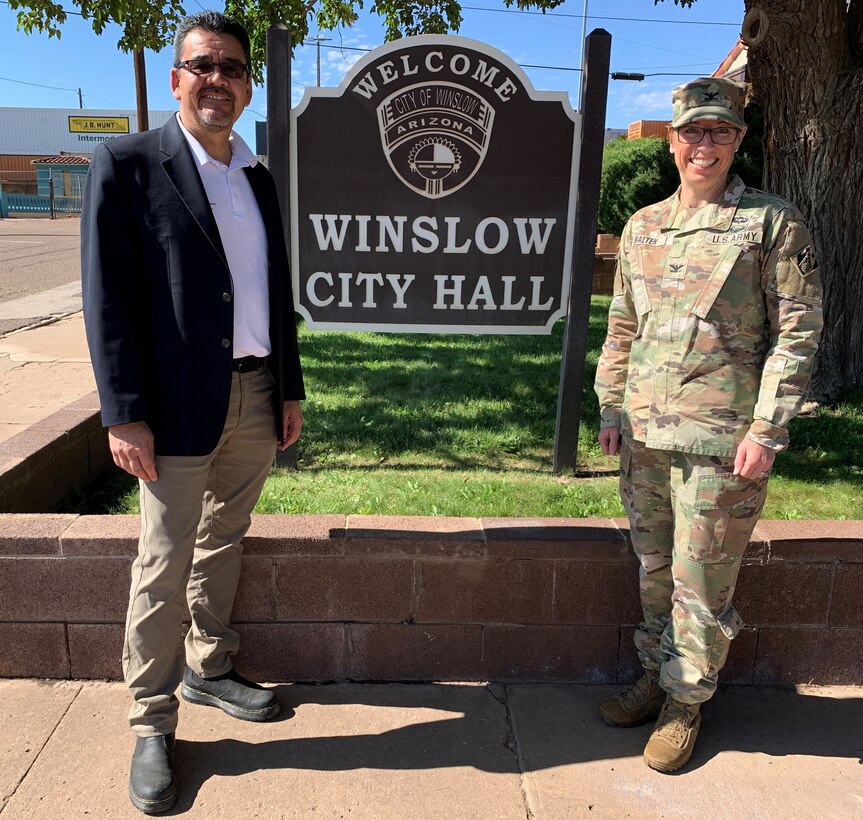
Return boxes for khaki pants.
[122,367,277,736]
[620,439,769,704]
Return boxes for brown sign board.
[290,35,581,333]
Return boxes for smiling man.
[594,78,822,772]
[81,11,304,814]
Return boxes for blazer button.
[221,339,231,348]
[222,292,232,302]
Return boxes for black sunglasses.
[176,58,249,80]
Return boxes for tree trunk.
[743,0,863,401]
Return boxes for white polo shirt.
[177,114,271,359]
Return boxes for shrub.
[597,137,678,236]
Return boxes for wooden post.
[267,26,298,469]
[133,50,149,133]
[552,29,612,473]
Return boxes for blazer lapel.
[243,164,282,256]
[159,116,228,268]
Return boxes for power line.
[460,5,739,27]
[0,75,77,92]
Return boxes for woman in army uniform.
[594,77,822,772]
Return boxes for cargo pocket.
[706,606,744,678]
[687,470,765,564]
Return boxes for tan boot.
[643,696,702,772]
[599,669,666,727]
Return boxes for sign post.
[552,29,612,473]
[267,25,298,468]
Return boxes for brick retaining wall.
[0,392,112,513]
[1,513,861,684]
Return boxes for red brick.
[754,627,863,685]
[617,626,641,684]
[274,557,414,621]
[0,557,131,621]
[482,625,619,682]
[0,427,59,459]
[831,564,863,627]
[60,514,138,556]
[30,401,99,435]
[345,514,484,557]
[233,557,275,621]
[234,623,346,681]
[244,514,346,556]
[0,513,76,556]
[759,519,863,562]
[2,453,61,512]
[735,564,832,626]
[0,622,69,677]
[481,517,629,560]
[87,427,113,473]
[348,623,482,681]
[742,523,770,565]
[50,434,94,501]
[68,623,124,679]
[552,561,642,624]
[721,626,757,684]
[417,559,553,624]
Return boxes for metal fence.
[0,173,84,218]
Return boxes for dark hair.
[173,11,251,69]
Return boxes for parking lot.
[0,216,82,335]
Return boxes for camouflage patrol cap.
[671,77,747,128]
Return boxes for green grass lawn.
[84,296,863,519]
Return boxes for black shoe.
[181,666,280,722]
[129,733,178,814]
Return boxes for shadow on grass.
[61,302,862,513]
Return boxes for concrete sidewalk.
[0,310,93,445]
[1,679,861,819]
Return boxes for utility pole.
[77,88,83,108]
[133,49,149,132]
[312,35,331,86]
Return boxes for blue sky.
[1,0,744,148]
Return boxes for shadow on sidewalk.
[163,682,862,813]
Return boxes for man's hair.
[173,11,252,69]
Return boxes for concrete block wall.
[0,392,112,513]
[1,513,861,685]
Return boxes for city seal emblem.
[377,82,494,199]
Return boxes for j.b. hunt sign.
[290,35,580,333]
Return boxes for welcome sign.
[290,35,580,333]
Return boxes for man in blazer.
[81,10,304,814]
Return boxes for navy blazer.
[81,115,305,456]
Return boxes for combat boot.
[599,669,665,727]
[643,696,702,772]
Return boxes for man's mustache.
[198,85,235,102]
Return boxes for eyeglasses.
[675,125,741,145]
[176,58,249,80]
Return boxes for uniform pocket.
[691,245,745,320]
[686,470,767,563]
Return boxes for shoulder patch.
[774,220,821,304]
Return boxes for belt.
[232,355,267,373]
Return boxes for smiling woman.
[594,76,823,773]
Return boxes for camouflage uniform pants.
[620,439,769,704]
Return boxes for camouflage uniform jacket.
[594,175,823,456]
